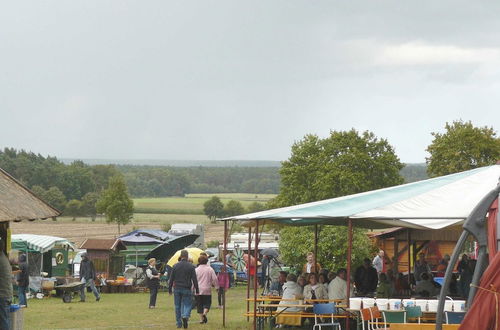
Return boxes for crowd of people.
[259,249,477,328]
[0,239,478,329]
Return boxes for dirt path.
[10,220,226,248]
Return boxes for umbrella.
[260,248,279,258]
[145,234,199,261]
[167,247,205,267]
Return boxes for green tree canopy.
[275,129,404,206]
[64,199,83,220]
[44,186,67,212]
[223,200,245,217]
[274,129,403,272]
[81,192,100,221]
[247,201,266,213]
[203,196,224,223]
[96,175,134,235]
[426,120,500,177]
[279,226,376,272]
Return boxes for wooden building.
[369,226,463,274]
[80,238,127,279]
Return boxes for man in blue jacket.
[0,239,13,330]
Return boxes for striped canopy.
[11,234,75,253]
[223,165,500,230]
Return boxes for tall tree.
[203,196,224,223]
[275,129,403,271]
[44,186,67,212]
[64,199,83,221]
[96,175,134,235]
[276,129,404,206]
[223,200,245,217]
[81,192,100,221]
[426,120,500,177]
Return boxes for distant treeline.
[0,148,428,205]
[118,165,281,196]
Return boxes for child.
[217,266,230,308]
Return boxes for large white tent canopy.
[224,165,500,230]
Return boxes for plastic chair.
[445,311,465,324]
[360,306,383,330]
[312,303,341,330]
[382,310,406,326]
[405,306,422,323]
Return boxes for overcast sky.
[1,1,499,164]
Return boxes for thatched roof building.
[0,167,60,223]
[0,167,60,249]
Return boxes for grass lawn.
[133,193,277,215]
[23,287,251,329]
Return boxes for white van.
[168,223,205,248]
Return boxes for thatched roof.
[0,167,60,222]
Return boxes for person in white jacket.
[328,268,353,302]
[277,273,303,313]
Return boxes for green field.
[133,193,276,215]
[22,287,251,329]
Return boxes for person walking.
[16,254,29,307]
[195,256,218,324]
[79,252,101,302]
[146,258,160,309]
[217,265,230,308]
[0,239,13,330]
[168,250,199,329]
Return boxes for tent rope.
[470,284,499,330]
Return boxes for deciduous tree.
[203,196,224,223]
[276,129,404,206]
[426,120,500,177]
[96,175,134,235]
[224,200,245,217]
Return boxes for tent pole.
[246,226,251,322]
[346,219,353,330]
[223,220,228,328]
[253,221,259,330]
[314,224,318,271]
[406,229,411,288]
[436,230,469,330]
[467,245,488,307]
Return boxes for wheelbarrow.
[56,282,85,303]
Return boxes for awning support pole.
[253,221,259,330]
[314,224,318,270]
[223,220,228,328]
[346,219,353,330]
[247,226,252,322]
[406,229,411,288]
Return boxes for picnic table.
[244,297,350,330]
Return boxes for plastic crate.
[9,304,24,330]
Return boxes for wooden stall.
[369,226,463,274]
[80,238,127,280]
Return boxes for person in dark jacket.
[0,239,13,330]
[354,258,378,296]
[79,252,100,302]
[168,250,199,329]
[146,258,160,309]
[16,254,29,307]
